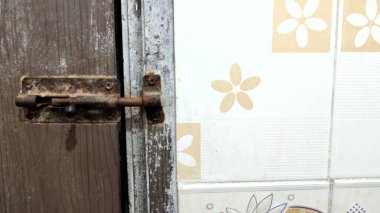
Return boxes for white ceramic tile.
[178,181,329,213]
[331,179,380,212]
[201,119,329,181]
[330,0,380,178]
[331,54,380,178]
[175,0,337,182]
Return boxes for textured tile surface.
[178,181,329,213]
[331,180,380,212]
[331,55,380,177]
[175,0,336,182]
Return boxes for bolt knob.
[64,105,77,117]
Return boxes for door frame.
[121,0,178,212]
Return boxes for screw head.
[147,76,157,86]
[105,82,113,91]
[64,105,77,117]
[25,82,32,89]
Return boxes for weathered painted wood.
[143,0,177,212]
[122,0,149,212]
[0,0,121,212]
[122,0,178,211]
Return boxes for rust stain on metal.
[15,74,165,124]
[143,73,165,124]
[117,97,143,106]
[16,76,121,123]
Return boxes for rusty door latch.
[14,73,164,124]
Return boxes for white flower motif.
[226,194,287,213]
[277,0,327,48]
[177,135,196,167]
[346,0,380,47]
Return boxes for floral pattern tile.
[226,194,287,213]
[177,123,201,180]
[211,63,261,113]
[273,0,333,52]
[226,194,323,213]
[342,0,380,51]
[178,186,329,213]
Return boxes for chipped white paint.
[122,0,147,211]
[122,0,177,212]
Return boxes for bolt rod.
[15,95,146,108]
[117,97,143,107]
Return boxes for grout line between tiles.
[327,0,342,212]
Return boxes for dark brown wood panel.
[0,0,121,212]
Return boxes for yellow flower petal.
[220,92,235,113]
[211,80,233,92]
[230,63,242,86]
[240,76,261,91]
[237,92,253,110]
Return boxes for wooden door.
[0,0,123,212]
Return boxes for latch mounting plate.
[15,74,165,124]
[17,76,121,123]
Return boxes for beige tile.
[177,123,201,180]
[341,0,380,51]
[273,0,333,52]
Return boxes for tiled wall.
[174,0,380,212]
